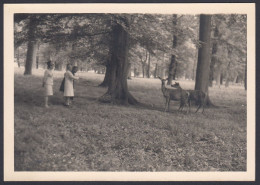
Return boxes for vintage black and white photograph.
[4,3,255,181]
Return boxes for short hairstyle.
[67,64,72,69]
[47,60,54,69]
[72,66,78,71]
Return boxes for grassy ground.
[14,67,247,171]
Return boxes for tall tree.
[195,14,212,102]
[210,14,247,88]
[99,17,138,105]
[24,16,38,75]
[167,14,178,85]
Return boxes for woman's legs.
[45,96,49,108]
[65,97,71,106]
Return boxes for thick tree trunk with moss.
[99,21,138,105]
[195,14,214,106]
[24,16,37,75]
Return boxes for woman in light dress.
[42,60,55,108]
[64,64,79,106]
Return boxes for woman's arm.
[68,71,79,80]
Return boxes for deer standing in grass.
[158,77,190,113]
[171,82,206,113]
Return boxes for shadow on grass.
[135,102,195,115]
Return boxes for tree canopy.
[14,13,247,102]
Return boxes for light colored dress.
[43,69,53,96]
[64,70,79,97]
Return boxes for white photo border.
[4,3,255,181]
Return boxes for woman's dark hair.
[47,60,54,69]
[72,66,78,71]
[72,66,78,75]
[66,64,72,70]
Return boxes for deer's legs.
[185,102,190,113]
[178,103,183,111]
[178,103,182,111]
[201,102,205,113]
[195,104,201,113]
[164,98,168,112]
[167,100,170,112]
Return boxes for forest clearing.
[14,67,247,171]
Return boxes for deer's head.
[171,82,180,88]
[158,77,168,85]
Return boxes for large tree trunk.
[167,14,178,85]
[24,16,37,75]
[24,41,37,74]
[195,14,213,106]
[99,21,138,105]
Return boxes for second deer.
[171,82,206,113]
[158,77,190,113]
